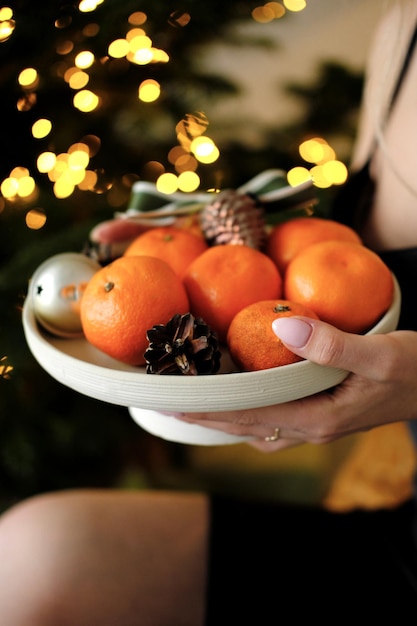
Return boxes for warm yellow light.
[283,0,306,12]
[68,70,89,89]
[37,152,57,173]
[0,356,13,379]
[78,0,104,13]
[77,170,97,190]
[138,79,160,102]
[68,168,87,185]
[150,48,169,63]
[18,67,38,89]
[156,173,179,194]
[178,171,200,192]
[48,154,87,186]
[129,34,152,52]
[197,146,219,164]
[130,48,153,65]
[287,166,312,187]
[73,89,100,112]
[32,118,52,139]
[48,157,68,182]
[190,136,219,164]
[108,38,130,58]
[190,136,213,155]
[319,143,336,163]
[10,166,29,178]
[26,209,47,230]
[0,8,15,43]
[0,7,13,20]
[1,177,18,198]
[299,138,325,164]
[322,160,348,185]
[75,50,95,69]
[68,142,90,155]
[126,27,146,41]
[16,176,36,197]
[299,137,337,164]
[53,175,75,199]
[68,150,89,171]
[310,165,332,188]
[64,67,78,83]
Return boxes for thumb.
[272,316,385,378]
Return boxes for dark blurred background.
[0,0,371,511]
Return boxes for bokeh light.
[0,6,15,43]
[0,356,13,380]
[108,38,130,58]
[284,0,307,12]
[156,172,179,194]
[68,70,90,90]
[190,136,219,164]
[128,12,147,26]
[75,50,95,69]
[73,89,100,112]
[178,170,200,192]
[78,0,104,13]
[252,2,286,22]
[322,160,348,185]
[32,118,52,139]
[138,79,160,102]
[287,166,312,187]
[293,136,347,188]
[0,2,320,219]
[310,164,332,188]
[37,152,57,173]
[26,209,47,230]
[18,67,38,89]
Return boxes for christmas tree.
[0,0,363,509]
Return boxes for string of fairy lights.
[0,0,346,239]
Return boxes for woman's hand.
[175,317,417,452]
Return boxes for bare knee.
[0,492,78,625]
[0,489,209,626]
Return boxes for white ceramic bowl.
[22,274,401,445]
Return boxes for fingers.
[90,219,149,245]
[272,316,395,379]
[248,438,302,453]
[174,414,271,440]
[174,409,315,443]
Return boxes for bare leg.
[0,489,209,626]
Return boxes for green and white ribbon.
[116,169,317,225]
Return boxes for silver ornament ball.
[29,252,101,338]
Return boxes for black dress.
[205,26,417,625]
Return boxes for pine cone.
[200,190,266,249]
[145,313,221,375]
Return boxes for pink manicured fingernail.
[272,317,313,348]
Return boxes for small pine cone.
[200,190,266,249]
[145,313,221,376]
